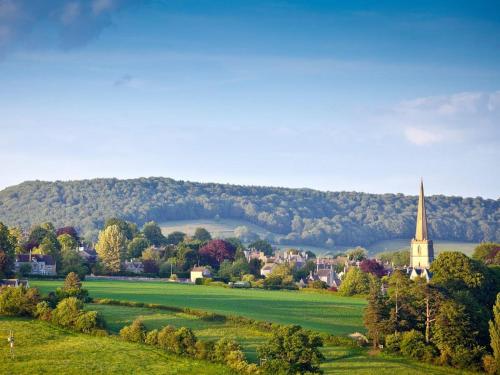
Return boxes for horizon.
[1,1,499,198]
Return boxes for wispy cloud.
[383,91,500,146]
[0,0,143,53]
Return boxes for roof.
[317,269,333,277]
[191,266,210,272]
[16,254,55,265]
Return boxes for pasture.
[32,280,365,335]
[0,317,233,374]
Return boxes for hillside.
[0,177,498,247]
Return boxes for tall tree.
[104,218,137,241]
[193,227,212,242]
[364,278,389,349]
[0,222,15,278]
[199,239,236,268]
[489,293,500,371]
[95,224,127,273]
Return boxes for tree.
[248,239,273,256]
[95,224,127,273]
[248,258,263,278]
[338,267,372,296]
[473,243,500,265]
[0,222,14,278]
[166,231,186,245]
[364,278,389,348]
[489,293,500,371]
[61,249,87,278]
[104,218,137,241]
[258,325,324,374]
[56,226,79,240]
[199,239,236,268]
[57,233,77,252]
[346,247,368,261]
[360,259,386,277]
[386,270,415,333]
[193,227,212,242]
[120,318,146,343]
[127,236,150,258]
[142,221,166,246]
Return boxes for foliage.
[0,286,40,316]
[61,248,88,278]
[127,236,150,258]
[166,231,186,245]
[364,278,389,348]
[359,259,386,277]
[142,221,166,246]
[120,318,146,343]
[1,178,498,247]
[193,227,212,242]
[258,325,324,374]
[489,293,500,372]
[199,239,236,268]
[104,218,137,241]
[378,250,410,267]
[57,233,77,252]
[51,297,102,333]
[338,267,372,296]
[347,247,368,261]
[400,330,428,360]
[95,224,127,273]
[56,226,79,240]
[473,243,500,265]
[56,272,89,301]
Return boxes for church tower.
[410,180,434,269]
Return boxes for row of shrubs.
[384,330,485,372]
[119,319,259,374]
[0,286,105,335]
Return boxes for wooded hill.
[0,177,498,246]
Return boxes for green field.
[160,218,276,239]
[369,239,478,256]
[26,280,478,374]
[0,317,233,374]
[32,280,366,335]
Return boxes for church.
[409,180,434,281]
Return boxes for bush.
[400,330,426,360]
[120,318,146,343]
[194,340,215,360]
[194,278,203,285]
[173,327,197,355]
[145,329,159,346]
[51,297,102,333]
[0,286,40,316]
[258,325,324,374]
[449,345,484,371]
[309,280,328,289]
[34,301,52,321]
[56,272,90,302]
[483,354,498,374]
[384,332,401,353]
[157,325,176,351]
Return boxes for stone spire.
[415,179,428,241]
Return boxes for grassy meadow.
[0,317,233,375]
[25,280,480,375]
[32,280,366,335]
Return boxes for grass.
[87,303,269,362]
[0,317,233,375]
[369,239,478,256]
[32,280,366,335]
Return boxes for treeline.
[0,177,498,247]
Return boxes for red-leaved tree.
[359,259,386,277]
[199,239,236,268]
[56,226,79,240]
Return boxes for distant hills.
[0,177,498,246]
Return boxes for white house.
[15,254,56,276]
[260,263,277,278]
[190,267,212,283]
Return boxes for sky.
[0,0,499,198]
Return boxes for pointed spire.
[415,179,428,241]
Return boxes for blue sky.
[0,0,499,198]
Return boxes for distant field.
[369,239,478,256]
[32,280,366,335]
[0,317,232,374]
[160,218,275,239]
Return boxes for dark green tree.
[142,222,166,246]
[193,227,212,242]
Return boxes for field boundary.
[92,298,358,347]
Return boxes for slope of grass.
[32,280,366,335]
[0,317,233,375]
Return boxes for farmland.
[0,317,233,374]
[24,280,480,375]
[32,280,366,335]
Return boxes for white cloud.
[386,91,500,147]
[92,0,115,15]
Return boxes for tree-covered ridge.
[0,177,498,246]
